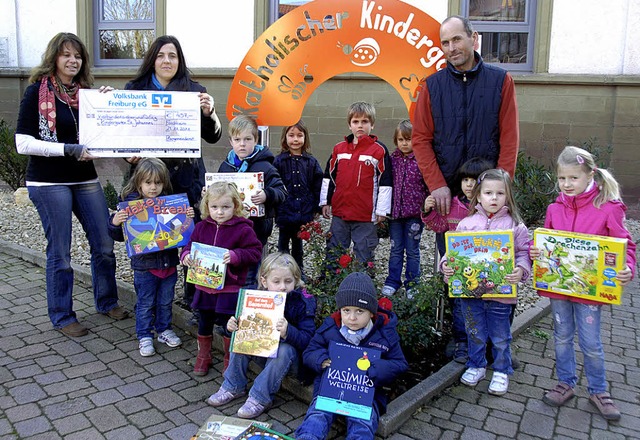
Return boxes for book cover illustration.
[190,414,270,440]
[444,229,516,298]
[315,341,381,421]
[533,228,627,305]
[233,423,294,440]
[231,289,287,358]
[205,172,265,217]
[117,193,194,258]
[186,243,227,290]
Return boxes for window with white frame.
[93,0,156,66]
[462,0,537,72]
[269,0,312,23]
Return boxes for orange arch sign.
[226,0,444,126]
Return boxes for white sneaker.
[158,329,182,347]
[381,285,396,296]
[139,337,155,357]
[488,372,509,395]
[460,367,486,386]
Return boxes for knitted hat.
[335,272,378,315]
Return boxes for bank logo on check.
[151,94,172,108]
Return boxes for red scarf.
[38,75,79,136]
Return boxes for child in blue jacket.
[109,158,193,357]
[295,272,408,440]
[206,252,317,419]
[273,120,323,273]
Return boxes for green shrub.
[0,119,28,190]
[513,151,556,226]
[103,180,119,210]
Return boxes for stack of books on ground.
[186,243,227,290]
[234,423,294,439]
[231,289,287,358]
[190,415,271,440]
[117,193,194,257]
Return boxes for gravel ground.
[2,189,639,316]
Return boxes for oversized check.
[79,89,201,158]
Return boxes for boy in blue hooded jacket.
[295,272,408,440]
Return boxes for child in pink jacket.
[530,146,635,421]
[441,169,531,396]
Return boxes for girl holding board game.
[529,146,635,421]
[109,158,193,357]
[441,168,531,396]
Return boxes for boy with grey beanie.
[296,272,408,440]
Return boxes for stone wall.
[1,71,639,214]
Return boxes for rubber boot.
[222,336,232,374]
[193,334,213,376]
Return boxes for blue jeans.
[295,396,379,440]
[461,299,513,375]
[28,183,119,328]
[221,342,297,405]
[384,217,423,289]
[550,299,606,394]
[133,270,177,340]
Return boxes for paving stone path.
[1,248,638,439]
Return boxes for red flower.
[298,230,311,241]
[338,254,352,268]
[336,268,342,274]
[378,297,392,311]
[367,261,374,268]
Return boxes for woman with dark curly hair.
[15,33,128,337]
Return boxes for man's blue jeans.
[295,396,380,440]
[384,217,423,290]
[221,342,297,405]
[461,298,513,375]
[550,299,606,394]
[28,183,119,328]
[133,270,177,340]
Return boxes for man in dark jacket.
[411,15,520,365]
[412,15,519,219]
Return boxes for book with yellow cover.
[444,229,516,298]
[533,228,627,305]
[231,289,287,358]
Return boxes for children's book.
[190,415,270,440]
[315,341,381,421]
[533,228,628,305]
[230,289,287,358]
[117,193,194,258]
[444,230,516,298]
[186,243,227,290]
[205,172,265,217]
[233,424,294,440]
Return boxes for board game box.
[533,228,628,305]
[117,193,194,257]
[444,230,517,298]
[205,172,265,217]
